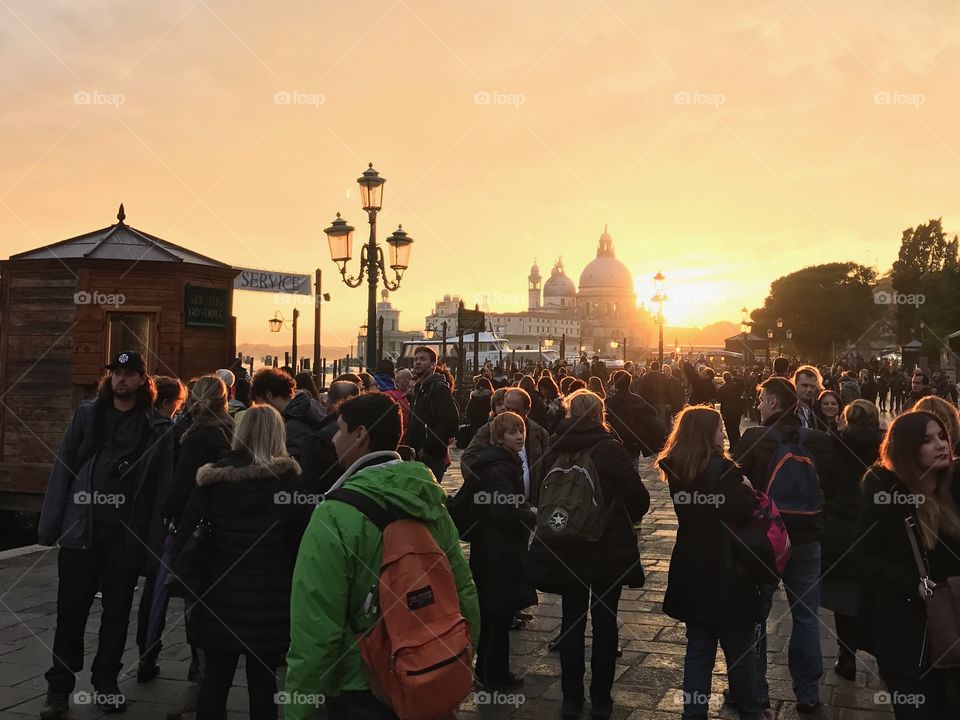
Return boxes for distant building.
[356,290,423,362]
[423,225,654,357]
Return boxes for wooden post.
[313,269,322,384]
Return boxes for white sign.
[234,267,311,295]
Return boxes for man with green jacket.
[285,393,480,720]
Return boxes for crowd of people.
[33,345,960,720]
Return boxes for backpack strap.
[326,488,398,530]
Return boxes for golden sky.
[2,1,959,352]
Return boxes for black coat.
[465,390,492,435]
[162,423,232,522]
[661,456,761,625]
[849,466,960,677]
[407,371,460,459]
[605,388,664,456]
[527,418,650,592]
[821,424,883,577]
[282,391,327,462]
[682,362,716,405]
[716,380,744,418]
[182,453,302,657]
[732,411,835,545]
[468,446,537,614]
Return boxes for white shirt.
[519,446,531,499]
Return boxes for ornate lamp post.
[739,306,751,364]
[651,271,667,364]
[324,164,413,369]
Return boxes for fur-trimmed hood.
[196,455,301,486]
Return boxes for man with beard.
[38,352,174,719]
[406,346,459,482]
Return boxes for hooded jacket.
[282,390,327,461]
[183,452,302,656]
[527,418,650,592]
[284,456,480,717]
[38,400,174,570]
[732,410,834,545]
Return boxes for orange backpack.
[327,488,474,720]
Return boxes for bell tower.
[528,259,542,310]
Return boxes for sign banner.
[234,267,311,295]
[185,286,229,328]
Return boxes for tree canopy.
[750,262,880,362]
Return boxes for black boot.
[834,649,856,681]
[39,690,70,720]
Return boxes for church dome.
[578,225,633,290]
[543,258,576,297]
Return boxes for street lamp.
[651,271,667,364]
[324,163,414,369]
[268,310,300,368]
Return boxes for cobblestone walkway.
[0,452,895,719]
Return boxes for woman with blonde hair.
[528,389,649,719]
[657,406,762,720]
[851,411,960,718]
[179,404,302,720]
[912,395,960,456]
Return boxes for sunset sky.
[2,1,959,353]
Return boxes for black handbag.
[165,519,213,600]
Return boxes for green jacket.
[285,457,480,719]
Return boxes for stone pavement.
[0,451,896,719]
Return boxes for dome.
[578,225,633,289]
[543,258,576,297]
[578,256,634,289]
[544,272,576,297]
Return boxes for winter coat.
[661,456,762,625]
[528,394,551,432]
[904,388,933,412]
[821,424,883,580]
[850,466,960,677]
[461,417,550,503]
[38,400,174,571]
[162,423,232,522]
[527,418,650,592]
[298,411,341,495]
[732,410,835,545]
[284,456,480,717]
[468,446,537,614]
[638,371,668,407]
[183,453,302,657]
[282,390,327,461]
[682,362,717,405]
[406,371,460,459]
[605,388,664,456]
[716,380,744,418]
[465,389,492,435]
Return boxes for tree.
[891,218,960,349]
[750,262,880,362]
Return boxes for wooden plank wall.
[2,270,77,465]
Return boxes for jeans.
[475,586,513,684]
[757,541,822,705]
[45,538,141,693]
[682,621,760,720]
[327,691,399,720]
[559,583,623,705]
[196,649,279,720]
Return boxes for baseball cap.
[105,351,146,373]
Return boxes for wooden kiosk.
[0,205,238,510]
